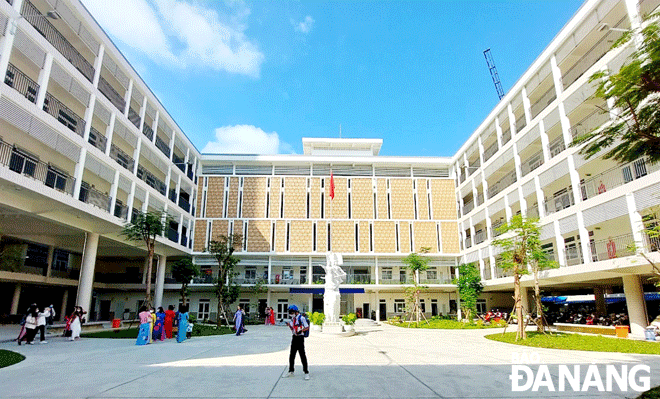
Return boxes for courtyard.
[1,324,659,398]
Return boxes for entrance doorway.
[277,300,288,321]
[99,300,111,321]
[312,296,323,313]
[379,302,387,321]
[363,303,371,320]
[431,300,438,317]
[258,299,267,318]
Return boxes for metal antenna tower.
[483,48,504,100]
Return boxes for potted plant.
[310,312,325,332]
[341,312,357,332]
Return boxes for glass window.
[197,299,210,320]
[426,270,437,280]
[52,249,69,271]
[245,267,256,281]
[394,299,405,313]
[381,268,392,280]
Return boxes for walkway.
[1,324,659,398]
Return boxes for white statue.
[322,253,346,323]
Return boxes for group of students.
[136,305,191,345]
[16,303,56,345]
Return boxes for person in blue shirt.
[282,305,310,380]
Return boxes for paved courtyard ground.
[1,323,659,398]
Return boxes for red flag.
[329,171,335,200]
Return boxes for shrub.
[310,312,326,325]
[188,313,197,324]
[342,313,357,325]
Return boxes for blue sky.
[81,0,584,157]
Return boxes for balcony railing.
[43,92,86,137]
[79,182,111,212]
[548,136,565,158]
[501,128,512,145]
[527,204,540,219]
[474,230,486,245]
[544,190,575,215]
[530,86,557,119]
[1,141,75,195]
[22,0,95,82]
[137,165,166,195]
[192,275,214,284]
[561,17,627,90]
[570,108,610,139]
[155,135,171,157]
[98,76,126,113]
[476,193,484,207]
[168,188,177,203]
[515,114,526,132]
[142,123,154,141]
[521,150,544,177]
[178,196,190,213]
[488,171,517,199]
[483,141,498,162]
[346,274,372,284]
[187,164,194,180]
[463,200,474,215]
[465,236,473,249]
[564,245,582,266]
[580,158,660,201]
[591,234,636,262]
[128,107,141,129]
[491,221,504,237]
[109,144,135,172]
[270,277,300,285]
[645,232,660,253]
[88,126,107,153]
[5,63,39,103]
[113,201,129,220]
[173,153,185,172]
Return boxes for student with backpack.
[283,305,310,380]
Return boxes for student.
[186,320,193,339]
[164,305,176,339]
[153,307,166,341]
[135,306,152,345]
[233,305,244,336]
[176,305,189,343]
[18,304,39,345]
[36,305,51,344]
[69,307,82,341]
[282,305,310,380]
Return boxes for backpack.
[300,314,310,338]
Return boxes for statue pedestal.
[321,322,344,334]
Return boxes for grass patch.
[639,385,660,398]
[0,349,25,368]
[485,332,660,355]
[82,324,235,339]
[390,319,507,329]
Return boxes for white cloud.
[82,0,264,77]
[293,16,315,34]
[202,125,293,154]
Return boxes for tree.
[206,234,242,328]
[492,215,554,340]
[529,238,559,332]
[171,257,199,306]
[402,247,431,325]
[453,263,483,322]
[572,14,660,165]
[121,210,170,307]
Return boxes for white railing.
[564,245,582,266]
[580,158,660,201]
[591,234,635,262]
[548,135,565,158]
[463,200,474,215]
[544,190,574,215]
[570,108,611,139]
[488,171,517,198]
[474,230,486,245]
[483,141,498,162]
[521,150,544,177]
[530,86,557,119]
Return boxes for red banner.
[329,171,335,200]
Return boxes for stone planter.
[311,324,322,332]
[343,324,355,332]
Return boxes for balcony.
[570,109,610,139]
[515,114,526,132]
[113,201,128,220]
[180,234,188,248]
[544,190,575,215]
[98,76,126,113]
[186,164,194,181]
[591,234,636,262]
[564,245,582,266]
[178,196,190,213]
[192,275,215,284]
[548,136,565,158]
[530,86,557,119]
[79,182,111,212]
[22,0,95,82]
[491,220,504,237]
[463,200,474,215]
[346,274,372,284]
[143,123,154,141]
[136,165,166,195]
[128,107,141,129]
[173,153,185,172]
[580,158,659,201]
[155,135,171,158]
[88,127,107,153]
[43,92,86,137]
[476,193,484,207]
[483,141,498,162]
[465,236,473,249]
[167,228,179,243]
[527,204,540,219]
[5,63,39,103]
[521,150,544,177]
[488,171,517,199]
[109,144,135,172]
[474,230,486,245]
[501,128,512,145]
[1,140,75,195]
[270,277,300,285]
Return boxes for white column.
[504,193,512,222]
[375,290,380,321]
[126,181,137,221]
[375,257,379,285]
[622,274,648,337]
[92,44,105,89]
[521,87,532,125]
[46,245,54,277]
[566,155,583,205]
[624,0,642,48]
[267,256,272,284]
[534,176,546,219]
[154,255,167,309]
[495,117,503,148]
[456,290,462,320]
[507,104,517,136]
[132,137,142,175]
[626,193,646,252]
[10,283,21,314]
[82,95,97,142]
[267,289,272,307]
[308,258,312,284]
[104,112,116,157]
[488,247,496,278]
[36,53,54,109]
[512,141,522,182]
[518,186,527,217]
[477,136,485,166]
[123,79,133,116]
[538,119,551,164]
[76,232,100,313]
[72,148,87,200]
[550,55,564,98]
[177,214,184,245]
[485,207,493,241]
[0,16,17,82]
[553,220,566,266]
[109,170,119,216]
[308,295,313,314]
[478,257,486,280]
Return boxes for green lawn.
[0,350,25,368]
[485,332,660,355]
[82,324,234,339]
[639,385,660,398]
[390,319,507,329]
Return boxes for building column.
[109,170,120,216]
[553,220,566,266]
[45,245,54,277]
[534,176,546,219]
[488,247,497,279]
[576,211,593,264]
[10,283,21,314]
[104,112,116,157]
[60,289,69,321]
[82,94,97,142]
[123,79,133,116]
[495,117,503,148]
[521,87,532,125]
[375,290,380,321]
[76,232,100,313]
[594,286,607,316]
[267,289,272,307]
[308,295,313,314]
[72,148,87,200]
[622,274,648,337]
[518,186,527,217]
[538,119,551,164]
[456,290,462,320]
[36,52,53,109]
[154,255,167,309]
[625,193,646,252]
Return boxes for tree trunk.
[514,271,526,340]
[534,268,544,333]
[181,284,187,308]
[217,298,223,328]
[145,244,154,307]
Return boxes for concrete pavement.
[1,323,659,398]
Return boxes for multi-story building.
[1,0,659,336]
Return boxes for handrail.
[109,143,135,171]
[98,76,126,112]
[5,63,39,104]
[43,92,86,137]
[128,107,141,129]
[155,135,171,157]
[88,126,107,153]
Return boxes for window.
[265,192,270,217]
[387,193,392,219]
[306,193,310,218]
[245,267,256,281]
[201,191,207,217]
[280,191,284,218]
[476,299,487,314]
[395,223,400,252]
[413,193,418,219]
[355,223,359,252]
[242,221,248,251]
[313,222,317,251]
[399,269,406,283]
[239,299,250,316]
[427,192,433,219]
[197,299,210,320]
[369,223,374,252]
[45,167,67,192]
[300,266,307,284]
[348,193,352,218]
[394,299,405,313]
[327,224,332,251]
[271,222,276,252]
[373,193,377,219]
[52,249,69,271]
[381,268,392,280]
[25,243,48,268]
[286,222,290,252]
[282,266,293,280]
[409,224,414,252]
[436,224,442,252]
[237,191,243,218]
[321,193,325,218]
[426,269,437,280]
